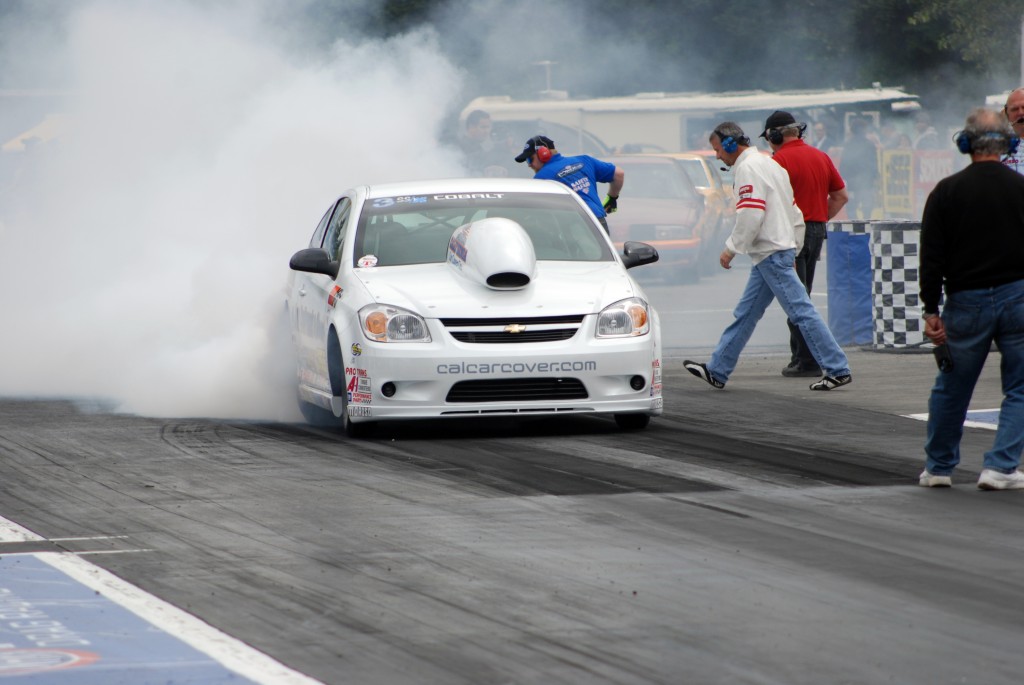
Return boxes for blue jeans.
[925,279,1024,475]
[708,249,850,382]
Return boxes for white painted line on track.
[48,535,131,541]
[904,409,999,431]
[0,516,43,543]
[0,514,324,684]
[40,553,324,684]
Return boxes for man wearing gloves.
[683,122,852,391]
[515,135,624,233]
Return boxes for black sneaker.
[781,364,822,377]
[809,374,852,391]
[683,360,725,389]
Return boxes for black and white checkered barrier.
[870,222,924,349]
[827,220,924,350]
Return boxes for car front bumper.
[325,320,663,423]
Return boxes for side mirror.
[289,248,340,279]
[621,241,659,269]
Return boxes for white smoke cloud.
[0,1,465,419]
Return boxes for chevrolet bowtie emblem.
[504,324,527,333]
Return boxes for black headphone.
[766,123,807,146]
[955,129,1021,155]
[714,128,747,154]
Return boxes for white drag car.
[286,178,663,437]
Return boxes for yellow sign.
[882,150,912,216]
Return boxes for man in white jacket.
[683,122,852,391]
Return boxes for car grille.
[445,378,588,403]
[441,315,585,344]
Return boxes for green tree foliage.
[295,0,1024,105]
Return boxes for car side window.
[309,202,337,248]
[322,198,352,260]
[678,159,710,190]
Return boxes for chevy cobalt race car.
[286,178,663,437]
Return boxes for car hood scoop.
[446,217,536,290]
[356,262,635,320]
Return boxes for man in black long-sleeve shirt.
[918,107,1024,490]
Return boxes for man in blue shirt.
[514,135,624,232]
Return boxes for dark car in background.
[671,152,737,274]
[603,154,708,283]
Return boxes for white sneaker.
[919,470,952,487]
[977,469,1024,490]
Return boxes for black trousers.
[787,222,827,368]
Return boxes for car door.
[291,198,349,392]
[298,197,354,393]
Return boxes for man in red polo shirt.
[760,110,849,377]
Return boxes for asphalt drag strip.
[0,348,1021,684]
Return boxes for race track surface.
[1,350,1021,684]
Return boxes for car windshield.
[615,162,698,201]
[353,192,614,267]
[676,159,711,189]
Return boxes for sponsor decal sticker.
[372,198,395,208]
[346,375,371,394]
[357,255,378,268]
[328,285,343,308]
[345,368,371,402]
[351,343,362,356]
[448,228,470,267]
[348,405,372,417]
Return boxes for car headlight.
[596,298,650,338]
[359,304,431,343]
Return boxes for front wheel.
[614,413,650,430]
[327,330,376,439]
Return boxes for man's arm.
[826,187,849,220]
[918,187,946,315]
[606,166,624,198]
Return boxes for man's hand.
[719,249,735,270]
[603,195,618,214]
[924,315,946,345]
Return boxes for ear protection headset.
[955,130,1021,155]
[532,136,552,163]
[714,129,737,153]
[766,123,807,146]
[714,128,747,154]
